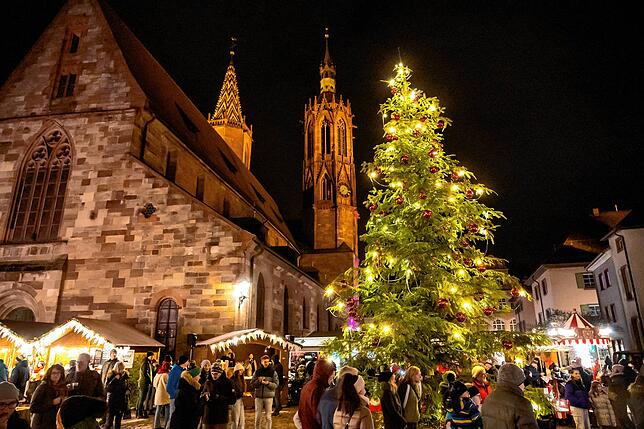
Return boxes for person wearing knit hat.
[152,362,171,429]
[0,382,28,429]
[608,363,635,429]
[471,366,492,404]
[230,363,246,429]
[467,386,481,408]
[201,362,235,429]
[480,363,538,429]
[378,369,406,429]
[445,381,481,429]
[56,395,106,429]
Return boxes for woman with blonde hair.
[230,364,246,429]
[397,367,422,429]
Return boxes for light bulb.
[325,286,334,297]
[451,184,460,192]
[429,105,437,112]
[388,126,396,134]
[382,325,392,334]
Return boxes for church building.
[0,0,357,354]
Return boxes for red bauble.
[430,166,440,174]
[420,116,427,122]
[391,87,398,94]
[386,134,395,142]
[437,120,445,129]
[455,312,467,323]
[422,210,433,219]
[395,196,404,205]
[502,340,513,350]
[419,191,427,200]
[477,265,488,273]
[467,223,479,233]
[392,113,401,121]
[437,298,449,309]
[428,148,440,158]
[451,171,462,182]
[460,239,471,248]
[379,210,389,217]
[400,154,410,165]
[463,258,473,267]
[510,287,520,297]
[483,307,495,316]
[368,203,378,213]
[413,129,421,137]
[465,189,475,199]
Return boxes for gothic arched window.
[307,121,314,159]
[256,274,265,329]
[321,176,333,201]
[7,127,72,243]
[338,120,347,156]
[6,307,35,322]
[321,119,331,156]
[155,298,179,353]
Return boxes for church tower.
[300,29,358,285]
[208,44,253,168]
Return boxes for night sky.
[2,1,642,277]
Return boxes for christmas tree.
[326,63,546,422]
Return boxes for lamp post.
[232,280,250,328]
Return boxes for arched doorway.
[5,307,35,322]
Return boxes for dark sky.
[2,1,642,277]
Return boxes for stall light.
[598,327,612,337]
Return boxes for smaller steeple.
[319,28,336,97]
[208,38,253,169]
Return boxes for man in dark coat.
[101,350,119,386]
[9,357,29,400]
[200,363,235,428]
[136,352,154,418]
[481,363,538,429]
[570,357,592,393]
[65,353,104,399]
[271,355,285,416]
[379,369,406,429]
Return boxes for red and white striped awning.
[556,338,610,346]
[563,312,595,330]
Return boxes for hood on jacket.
[312,359,335,388]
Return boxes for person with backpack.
[397,366,422,429]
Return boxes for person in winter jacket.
[65,353,104,399]
[379,369,406,429]
[168,365,201,429]
[332,374,374,429]
[101,350,119,387]
[105,362,129,429]
[619,358,638,387]
[607,364,635,429]
[0,382,28,429]
[480,363,538,429]
[470,366,492,404]
[198,360,212,388]
[570,357,592,393]
[200,362,235,429]
[398,366,422,429]
[152,362,171,429]
[627,375,644,429]
[565,369,591,429]
[57,395,107,429]
[165,355,189,426]
[315,365,359,429]
[0,360,8,383]
[250,355,278,429]
[230,364,246,429]
[9,358,29,400]
[445,381,482,429]
[589,380,617,429]
[296,358,334,429]
[467,386,481,409]
[271,355,284,416]
[439,371,457,409]
[29,364,67,429]
[136,352,154,418]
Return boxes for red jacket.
[472,378,492,403]
[297,359,335,429]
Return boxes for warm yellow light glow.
[462,301,472,310]
[429,105,437,112]
[325,286,334,297]
[451,184,460,192]
[450,286,458,293]
[410,90,416,100]
[388,126,396,134]
[515,357,524,366]
[367,275,374,282]
[337,302,345,310]
[435,181,443,188]
[382,325,392,334]
[457,269,466,277]
[480,228,488,236]
[475,258,483,266]
[387,256,397,265]
[448,196,456,203]
[369,171,378,179]
[458,169,466,177]
[388,79,396,86]
[476,188,484,196]
[452,332,463,340]
[413,202,421,209]
[519,290,527,297]
[483,211,489,219]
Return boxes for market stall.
[0,320,55,368]
[196,329,301,407]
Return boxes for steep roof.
[97,1,295,246]
[211,55,244,128]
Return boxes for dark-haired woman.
[29,364,67,429]
[105,362,130,429]
[332,373,374,429]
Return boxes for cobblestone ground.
[121,407,297,429]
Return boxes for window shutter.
[575,273,585,289]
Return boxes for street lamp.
[232,280,250,310]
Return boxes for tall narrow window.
[307,122,314,159]
[321,176,333,201]
[69,33,80,53]
[165,149,177,181]
[54,74,77,98]
[509,318,518,332]
[256,275,265,329]
[338,120,347,156]
[283,287,289,334]
[302,297,309,330]
[492,319,505,331]
[621,266,634,300]
[195,175,205,201]
[7,127,72,243]
[321,119,331,156]
[155,298,179,354]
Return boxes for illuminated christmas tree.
[326,63,546,421]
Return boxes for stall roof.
[38,318,163,349]
[0,320,56,342]
[197,328,301,353]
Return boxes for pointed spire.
[319,27,336,96]
[210,38,243,128]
